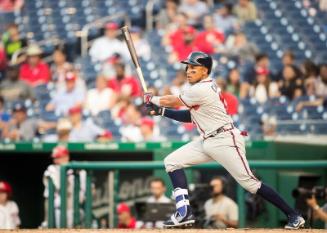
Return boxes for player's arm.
[146,104,192,123]
[144,93,184,108]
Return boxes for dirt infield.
[0,229,325,233]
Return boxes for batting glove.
[143,92,153,105]
[146,103,164,116]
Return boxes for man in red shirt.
[172,26,198,61]
[117,203,136,229]
[19,44,51,87]
[194,15,225,54]
[108,62,141,97]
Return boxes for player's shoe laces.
[284,215,305,229]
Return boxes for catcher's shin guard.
[163,188,195,228]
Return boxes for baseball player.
[144,51,305,229]
[42,145,86,228]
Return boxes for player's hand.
[146,103,163,116]
[143,92,153,105]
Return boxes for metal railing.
[145,0,160,31]
[80,13,130,57]
[49,160,327,228]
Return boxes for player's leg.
[203,128,305,229]
[163,138,213,228]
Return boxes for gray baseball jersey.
[178,77,233,138]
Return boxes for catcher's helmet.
[181,51,213,75]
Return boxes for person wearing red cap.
[42,145,86,228]
[46,71,85,115]
[250,66,279,104]
[89,22,129,62]
[0,181,20,229]
[117,203,136,229]
[140,117,165,141]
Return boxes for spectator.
[204,176,238,228]
[250,67,279,104]
[140,117,165,141]
[0,0,24,12]
[157,0,179,30]
[19,44,51,87]
[216,78,239,115]
[0,42,6,81]
[306,195,327,228]
[140,178,171,228]
[178,0,209,27]
[194,15,225,55]
[85,74,116,116]
[0,96,10,138]
[147,178,171,203]
[120,104,143,142]
[0,181,20,229]
[51,49,73,90]
[0,65,34,104]
[213,3,238,35]
[169,70,187,95]
[108,63,141,98]
[2,103,55,141]
[162,12,189,46]
[1,24,26,60]
[117,203,136,229]
[300,60,319,96]
[130,26,151,61]
[42,146,86,228]
[320,0,327,11]
[279,65,303,100]
[275,50,296,81]
[89,22,128,62]
[42,118,72,142]
[96,130,113,142]
[46,72,85,116]
[295,95,327,112]
[68,106,104,142]
[225,32,258,63]
[111,96,131,120]
[170,26,197,62]
[233,0,258,24]
[315,64,327,98]
[226,68,241,97]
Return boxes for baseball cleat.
[284,215,305,229]
[163,212,195,229]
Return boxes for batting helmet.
[181,51,213,75]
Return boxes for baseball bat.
[121,26,148,93]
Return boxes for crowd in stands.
[0,0,326,143]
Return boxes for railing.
[80,13,130,57]
[49,160,327,228]
[145,0,160,31]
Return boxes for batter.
[144,51,305,229]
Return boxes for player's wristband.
[161,107,165,116]
[151,96,161,106]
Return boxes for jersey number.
[211,83,228,113]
